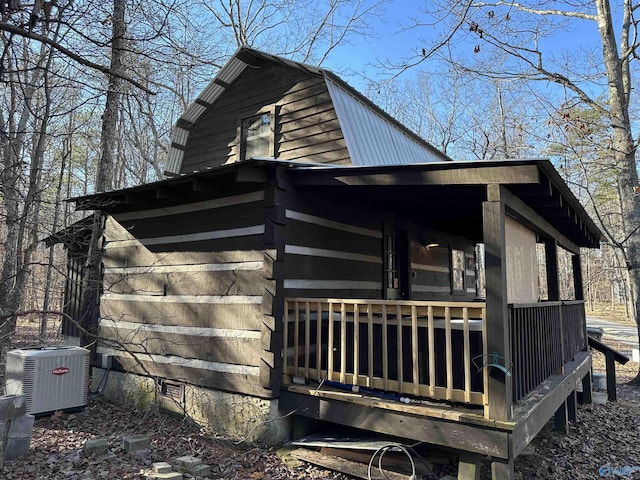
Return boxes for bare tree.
[0,13,62,342]
[368,67,539,159]
[200,0,384,64]
[404,0,640,377]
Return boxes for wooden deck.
[281,297,592,477]
[280,350,591,461]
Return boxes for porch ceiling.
[288,159,602,249]
[303,183,488,242]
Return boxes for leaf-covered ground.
[514,356,640,480]
[1,318,639,479]
[3,398,350,479]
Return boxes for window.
[451,249,465,292]
[386,234,400,291]
[240,112,272,160]
[384,229,408,300]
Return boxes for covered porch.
[278,160,601,479]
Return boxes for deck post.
[554,401,568,433]
[544,238,560,301]
[567,389,577,423]
[572,253,584,301]
[491,457,515,480]
[572,253,588,353]
[605,351,617,401]
[458,455,482,480]
[580,372,592,404]
[483,185,513,421]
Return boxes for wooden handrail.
[283,298,487,406]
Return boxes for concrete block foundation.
[92,368,291,445]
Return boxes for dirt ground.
[1,317,639,479]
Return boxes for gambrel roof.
[164,47,450,176]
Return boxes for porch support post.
[605,351,618,401]
[482,185,512,421]
[572,252,589,353]
[458,455,482,480]
[572,254,584,301]
[544,238,560,301]
[567,389,577,423]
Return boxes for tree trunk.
[79,0,126,343]
[596,0,640,378]
[0,39,49,342]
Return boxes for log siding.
[105,225,265,249]
[98,187,278,398]
[113,191,265,221]
[409,241,477,301]
[180,63,350,172]
[97,347,260,376]
[283,207,383,299]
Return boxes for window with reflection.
[241,113,271,160]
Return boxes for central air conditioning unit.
[4,346,90,415]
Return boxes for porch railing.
[509,300,587,402]
[283,298,487,406]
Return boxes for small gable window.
[240,110,274,161]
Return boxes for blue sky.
[323,1,605,93]
[323,0,427,88]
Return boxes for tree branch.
[0,22,155,94]
[471,1,598,21]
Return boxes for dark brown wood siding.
[282,186,478,302]
[409,235,477,302]
[180,62,350,173]
[281,191,384,299]
[97,189,279,398]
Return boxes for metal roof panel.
[325,78,447,166]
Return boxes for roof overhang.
[72,158,602,249]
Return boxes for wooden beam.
[290,448,413,480]
[606,351,618,401]
[580,372,592,404]
[491,457,515,480]
[482,185,513,422]
[191,178,213,192]
[572,254,584,301]
[554,401,568,433]
[155,186,182,199]
[279,391,510,458]
[458,455,482,480]
[499,187,580,254]
[567,390,577,423]
[237,167,268,183]
[290,165,540,187]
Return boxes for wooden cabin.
[62,47,601,479]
